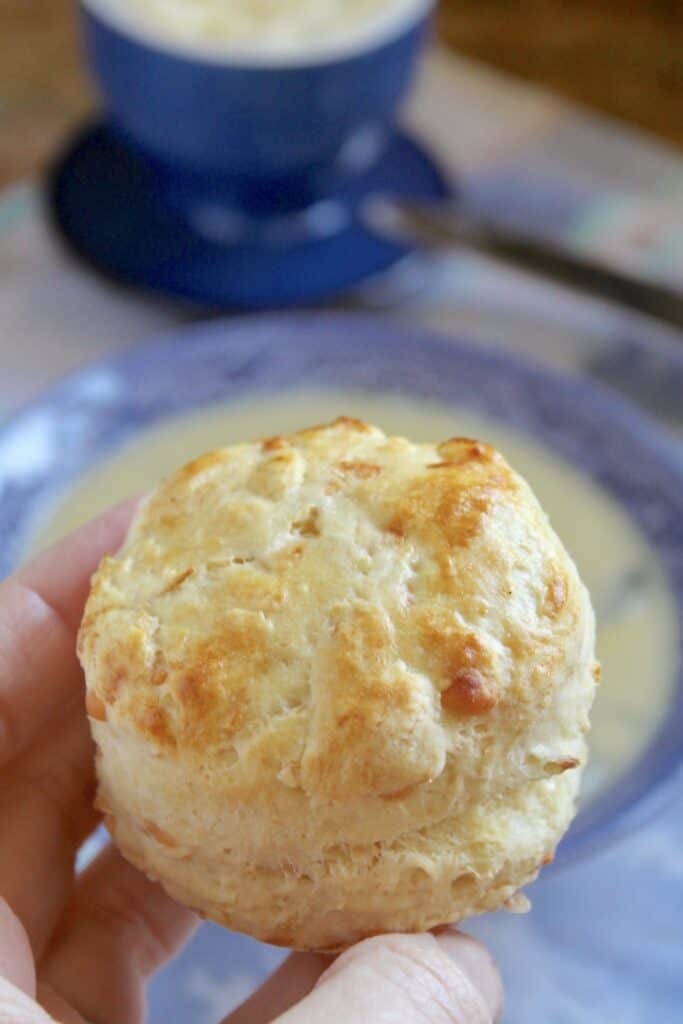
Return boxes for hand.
[0,506,503,1024]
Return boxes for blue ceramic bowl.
[1,314,681,868]
[79,0,434,210]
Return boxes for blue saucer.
[48,122,451,309]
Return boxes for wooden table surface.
[0,0,681,191]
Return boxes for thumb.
[274,932,502,1024]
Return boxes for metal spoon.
[363,197,683,331]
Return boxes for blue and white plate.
[0,314,681,1020]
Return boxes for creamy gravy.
[29,390,678,803]
[88,0,426,57]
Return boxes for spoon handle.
[367,199,683,331]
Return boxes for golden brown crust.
[261,435,291,452]
[337,460,383,479]
[143,819,179,848]
[441,669,499,717]
[300,601,445,801]
[79,417,597,950]
[386,460,510,548]
[85,690,107,722]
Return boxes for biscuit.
[79,418,597,950]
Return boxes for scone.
[78,417,598,951]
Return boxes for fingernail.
[436,930,504,1022]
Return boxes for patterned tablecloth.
[1,47,681,1024]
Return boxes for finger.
[223,953,330,1024]
[0,897,35,997]
[16,499,138,633]
[273,932,503,1024]
[40,844,197,1024]
[0,499,135,767]
[0,697,98,957]
[37,983,85,1024]
[438,932,503,1020]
